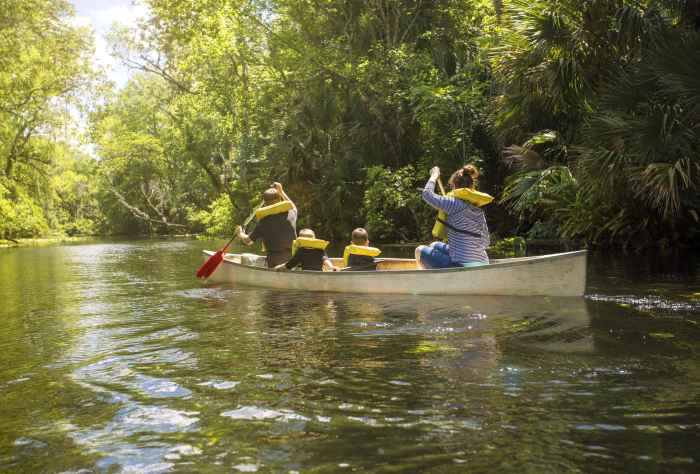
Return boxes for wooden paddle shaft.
[225,201,265,251]
[437,177,446,195]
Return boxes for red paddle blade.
[196,251,223,279]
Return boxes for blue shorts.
[419,242,487,269]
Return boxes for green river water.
[0,240,698,473]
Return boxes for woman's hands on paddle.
[430,166,440,180]
[235,225,243,239]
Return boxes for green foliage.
[576,33,700,225]
[0,0,93,181]
[90,75,219,235]
[0,0,98,239]
[92,0,499,241]
[488,236,527,258]
[0,179,49,239]
[50,147,102,235]
[495,0,700,248]
[189,194,235,237]
[5,0,698,248]
[362,165,433,242]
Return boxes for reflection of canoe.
[202,250,587,297]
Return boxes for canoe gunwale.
[204,249,587,276]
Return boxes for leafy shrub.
[362,165,434,242]
[488,236,527,258]
[189,194,235,237]
[62,218,98,236]
[0,181,49,239]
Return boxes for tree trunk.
[686,0,700,30]
[493,0,503,18]
[4,157,13,178]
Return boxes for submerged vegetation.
[1,0,699,248]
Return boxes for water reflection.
[0,241,698,472]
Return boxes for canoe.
[201,249,587,297]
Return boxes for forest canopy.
[2,0,700,249]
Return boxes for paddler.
[415,165,492,269]
[236,182,298,268]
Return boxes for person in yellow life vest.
[415,165,492,269]
[342,228,382,271]
[274,228,338,272]
[236,182,297,268]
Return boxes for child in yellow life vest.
[342,228,382,271]
[274,229,338,272]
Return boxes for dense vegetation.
[0,0,99,239]
[2,0,699,248]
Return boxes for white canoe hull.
[202,250,587,297]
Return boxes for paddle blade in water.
[196,251,223,279]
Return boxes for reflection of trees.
[495,297,595,354]
[0,246,109,469]
[216,292,597,393]
[127,265,700,472]
[0,248,77,365]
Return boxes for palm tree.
[495,0,700,245]
[577,32,700,223]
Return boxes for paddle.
[196,204,261,279]
[437,176,446,196]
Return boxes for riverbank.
[0,234,204,249]
[0,236,98,248]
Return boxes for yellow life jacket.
[342,244,381,267]
[432,188,494,240]
[255,200,293,221]
[292,237,329,256]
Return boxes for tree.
[90,75,216,234]
[0,0,93,181]
[0,0,97,239]
[494,0,700,246]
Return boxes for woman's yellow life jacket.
[432,188,494,240]
[342,244,381,267]
[255,200,293,221]
[291,237,329,256]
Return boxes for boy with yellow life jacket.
[342,228,382,271]
[275,228,338,272]
[236,182,298,268]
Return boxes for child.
[275,229,337,272]
[342,228,381,271]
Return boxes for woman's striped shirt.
[422,179,490,264]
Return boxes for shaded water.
[0,240,698,473]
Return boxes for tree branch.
[109,187,187,229]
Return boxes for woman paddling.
[415,165,492,269]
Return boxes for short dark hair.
[263,188,280,205]
[351,227,369,245]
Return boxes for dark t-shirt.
[248,208,297,267]
[346,254,378,271]
[285,248,328,271]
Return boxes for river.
[0,240,698,472]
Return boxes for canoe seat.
[377,259,420,270]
